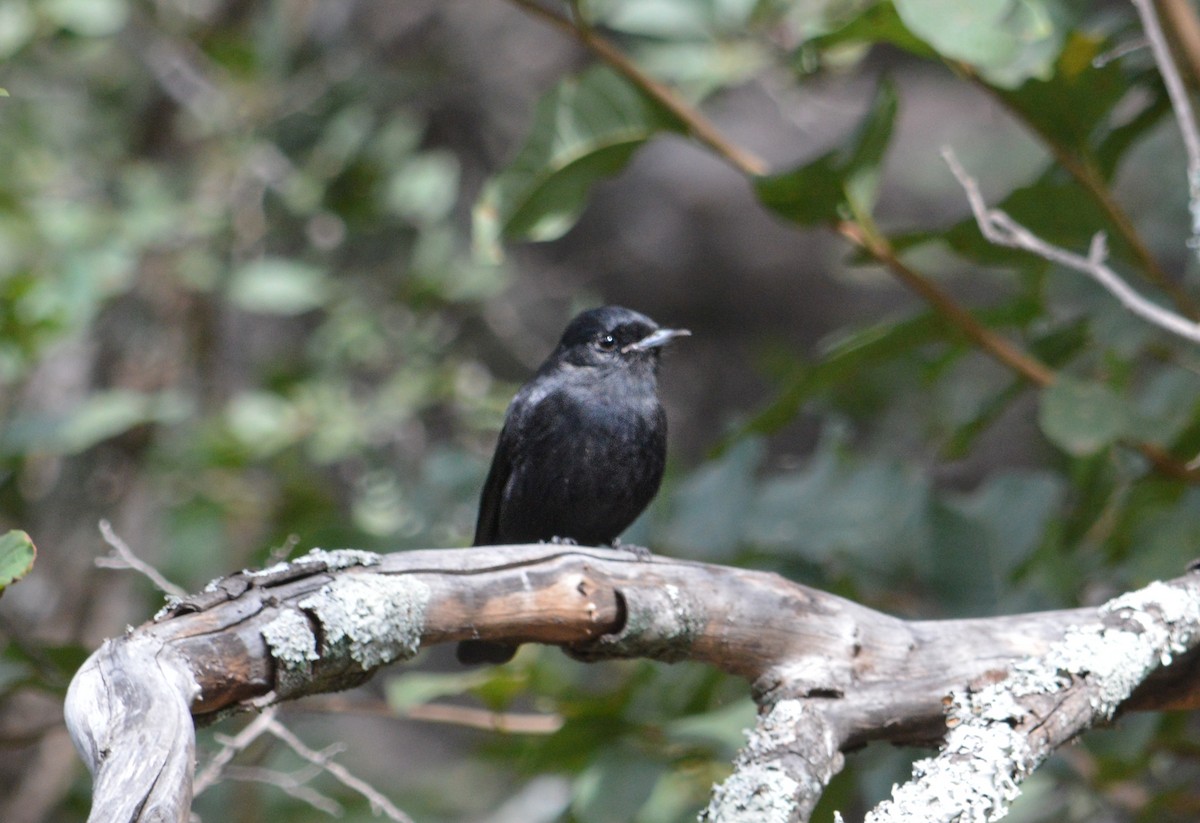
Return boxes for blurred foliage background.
[3,0,1200,821]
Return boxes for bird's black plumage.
[458,305,689,664]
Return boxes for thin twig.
[1132,0,1200,247]
[194,708,278,794]
[944,147,1200,344]
[96,520,188,599]
[505,0,767,176]
[302,694,565,734]
[266,718,414,823]
[219,765,343,816]
[195,706,414,822]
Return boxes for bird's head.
[554,306,690,371]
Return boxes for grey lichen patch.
[702,765,800,823]
[246,548,380,580]
[994,579,1200,720]
[862,580,1200,823]
[702,699,837,823]
[299,548,381,570]
[299,574,430,670]
[861,692,1027,823]
[262,608,319,697]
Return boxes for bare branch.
[264,717,413,823]
[219,765,342,816]
[64,545,1200,822]
[943,147,1200,344]
[836,220,1057,387]
[193,709,278,795]
[96,520,188,599]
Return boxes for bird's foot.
[611,538,652,560]
[543,536,578,546]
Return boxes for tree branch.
[864,581,1200,822]
[64,545,1200,822]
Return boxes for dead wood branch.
[64,545,1200,822]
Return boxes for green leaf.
[755,80,897,225]
[572,745,662,823]
[0,531,36,595]
[665,697,757,753]
[472,66,685,262]
[42,0,129,37]
[1126,367,1200,447]
[1038,376,1129,456]
[228,258,330,315]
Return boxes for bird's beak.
[623,327,692,353]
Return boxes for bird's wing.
[474,384,544,546]
[472,425,511,546]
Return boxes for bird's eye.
[596,334,618,352]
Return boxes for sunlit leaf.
[806,2,938,60]
[228,258,330,315]
[894,0,1064,87]
[0,530,36,595]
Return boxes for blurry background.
[3,0,1200,821]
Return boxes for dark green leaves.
[755,80,897,226]
[473,66,686,261]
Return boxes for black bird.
[457,305,690,664]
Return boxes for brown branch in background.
[835,221,1057,387]
[1134,0,1200,247]
[1156,0,1200,89]
[300,695,565,734]
[505,0,768,176]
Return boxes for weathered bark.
[63,545,1200,823]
